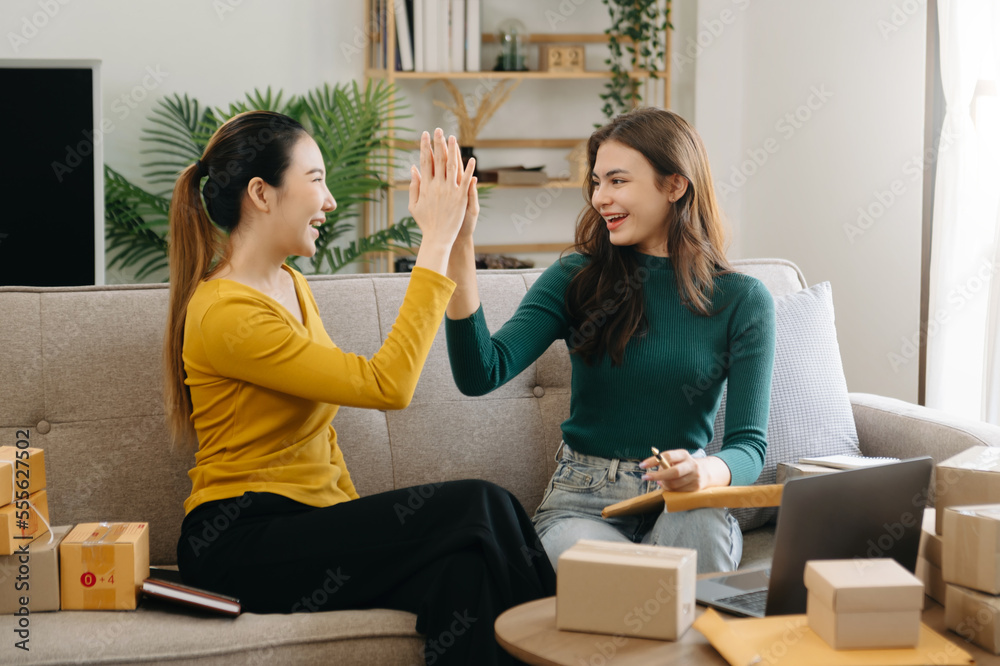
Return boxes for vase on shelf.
[460,145,479,177]
[494,19,529,72]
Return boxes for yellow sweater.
[181,265,456,515]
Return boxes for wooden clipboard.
[601,485,784,518]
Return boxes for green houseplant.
[105,81,419,281]
[600,0,673,120]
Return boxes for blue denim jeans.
[531,443,743,575]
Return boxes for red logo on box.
[81,572,96,587]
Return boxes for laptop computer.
[695,456,933,617]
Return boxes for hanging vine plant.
[600,0,672,120]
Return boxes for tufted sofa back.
[0,259,806,564]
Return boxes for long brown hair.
[163,111,306,446]
[566,107,732,366]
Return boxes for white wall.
[694,0,927,402]
[4,0,368,281]
[5,0,927,402]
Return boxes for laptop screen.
[765,457,932,615]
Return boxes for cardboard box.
[0,489,50,556]
[935,446,1000,535]
[0,447,47,506]
[775,461,837,485]
[0,525,71,613]
[919,507,943,568]
[942,504,1000,594]
[556,540,696,641]
[916,556,946,606]
[945,583,1000,655]
[804,559,923,649]
[60,522,149,610]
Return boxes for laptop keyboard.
[714,588,768,615]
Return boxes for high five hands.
[408,128,479,252]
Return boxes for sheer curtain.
[925,0,1000,421]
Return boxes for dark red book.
[141,567,241,616]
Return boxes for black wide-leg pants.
[177,479,555,666]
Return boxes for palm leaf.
[315,218,422,274]
[138,94,215,189]
[104,165,171,280]
[106,82,420,281]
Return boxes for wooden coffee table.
[495,597,1000,666]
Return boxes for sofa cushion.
[707,282,862,530]
[15,603,423,665]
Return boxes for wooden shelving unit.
[362,0,672,272]
[390,178,585,191]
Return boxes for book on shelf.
[449,0,465,73]
[394,0,415,71]
[414,0,424,71]
[796,454,900,470]
[478,166,549,186]
[406,0,480,72]
[141,567,241,616]
[465,0,480,71]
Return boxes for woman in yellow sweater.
[163,111,554,666]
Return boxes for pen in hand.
[651,447,671,470]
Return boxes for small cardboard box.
[0,489,50,556]
[919,507,943,568]
[0,447,47,506]
[60,522,149,610]
[0,525,72,613]
[556,540,696,641]
[945,583,1000,655]
[916,556,946,605]
[935,446,1000,535]
[942,504,1000,594]
[804,559,923,649]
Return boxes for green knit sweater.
[445,253,776,487]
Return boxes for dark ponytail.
[163,111,306,447]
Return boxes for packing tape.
[82,523,117,609]
[24,496,53,546]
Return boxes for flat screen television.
[0,59,104,286]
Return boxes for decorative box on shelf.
[538,44,586,72]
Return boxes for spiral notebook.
[796,454,899,470]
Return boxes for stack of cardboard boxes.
[934,446,1000,655]
[0,446,50,553]
[0,445,68,614]
[0,445,150,612]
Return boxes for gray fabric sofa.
[2,258,998,665]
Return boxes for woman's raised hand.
[408,129,476,252]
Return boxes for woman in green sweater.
[444,108,776,574]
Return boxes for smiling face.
[590,140,675,257]
[268,134,336,258]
